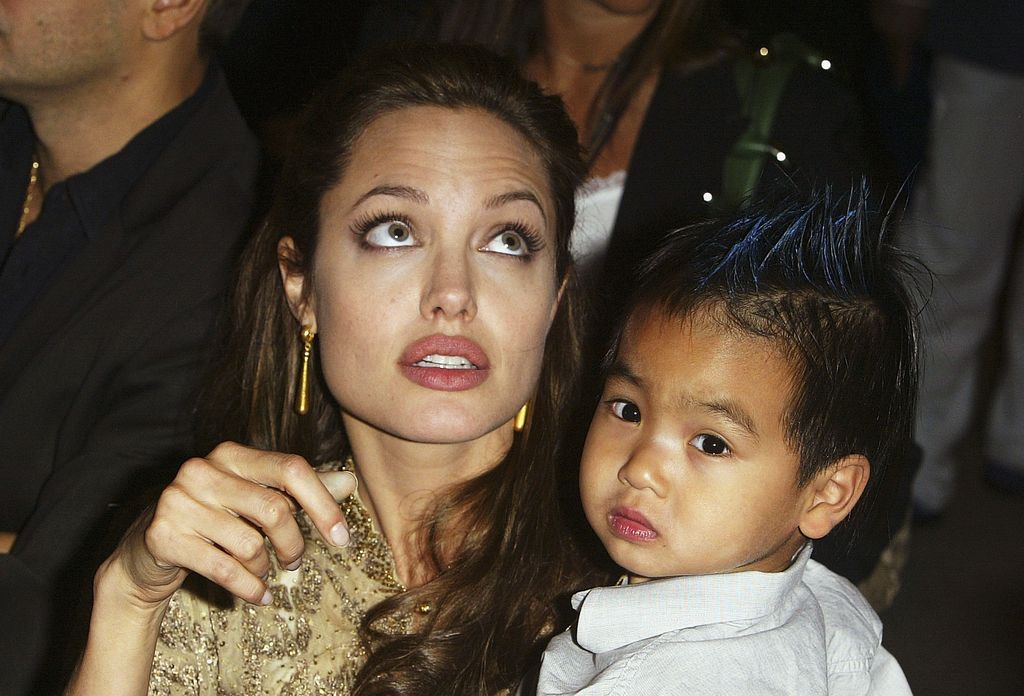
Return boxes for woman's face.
[283,106,563,445]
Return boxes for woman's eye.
[364,220,415,248]
[482,230,529,257]
[609,400,641,423]
[690,434,730,456]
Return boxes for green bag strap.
[721,34,826,211]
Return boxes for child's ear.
[799,455,870,540]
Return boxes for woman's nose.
[420,247,477,322]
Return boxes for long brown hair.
[198,44,603,694]
[429,0,727,165]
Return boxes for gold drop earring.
[513,402,529,433]
[294,325,316,415]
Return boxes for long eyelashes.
[349,211,545,258]
[350,210,412,242]
[502,220,545,254]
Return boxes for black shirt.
[0,67,214,345]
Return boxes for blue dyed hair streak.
[607,181,924,538]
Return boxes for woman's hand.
[118,441,357,607]
[70,444,356,696]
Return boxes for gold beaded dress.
[148,479,404,696]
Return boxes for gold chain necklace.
[15,156,40,238]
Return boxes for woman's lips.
[399,334,490,392]
[608,507,658,542]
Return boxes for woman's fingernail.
[319,470,358,500]
[260,589,273,605]
[330,522,350,547]
[285,558,302,571]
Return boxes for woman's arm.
[66,551,173,696]
[66,443,357,695]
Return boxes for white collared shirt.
[534,546,912,695]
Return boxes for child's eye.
[690,434,730,456]
[364,220,415,248]
[608,399,641,423]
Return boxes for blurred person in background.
[0,0,258,692]
[426,0,865,285]
[879,0,1024,518]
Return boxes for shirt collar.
[6,62,218,243]
[572,544,813,653]
[66,64,216,240]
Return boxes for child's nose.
[617,442,669,497]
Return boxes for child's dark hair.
[608,184,922,533]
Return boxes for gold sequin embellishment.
[148,459,405,696]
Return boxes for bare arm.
[66,443,357,696]
[66,550,173,696]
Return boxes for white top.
[571,170,626,281]
[534,545,913,695]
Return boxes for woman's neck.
[528,0,657,92]
[525,0,661,176]
[342,414,513,587]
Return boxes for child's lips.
[608,506,657,542]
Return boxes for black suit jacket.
[0,68,259,694]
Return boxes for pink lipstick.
[399,334,490,391]
[608,507,658,542]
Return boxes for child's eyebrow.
[606,360,759,440]
[605,362,642,387]
[692,397,760,442]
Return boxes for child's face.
[580,308,813,581]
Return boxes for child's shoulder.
[802,559,883,664]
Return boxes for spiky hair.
[610,183,923,533]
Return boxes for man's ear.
[142,0,207,42]
[798,454,870,540]
[278,237,316,329]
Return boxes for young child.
[536,190,917,695]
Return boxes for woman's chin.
[342,406,513,448]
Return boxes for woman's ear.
[798,454,870,540]
[278,237,316,329]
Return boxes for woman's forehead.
[317,106,555,224]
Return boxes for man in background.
[0,0,258,692]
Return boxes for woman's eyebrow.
[485,190,547,223]
[354,185,429,207]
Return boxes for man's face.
[0,0,133,102]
